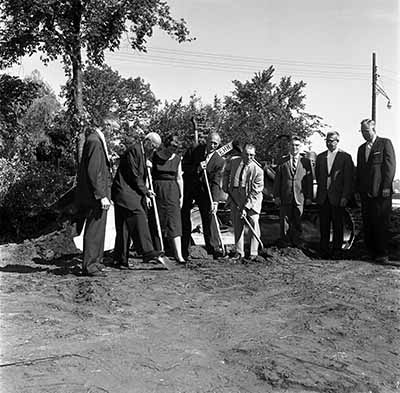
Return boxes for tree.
[79,64,159,148]
[0,0,193,165]
[222,67,327,162]
[149,93,225,151]
[0,74,42,159]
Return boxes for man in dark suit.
[315,131,354,258]
[111,132,163,268]
[356,119,396,263]
[75,127,112,277]
[273,136,313,247]
[181,132,225,259]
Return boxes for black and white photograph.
[0,0,399,392]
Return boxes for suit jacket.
[222,156,264,213]
[356,136,396,198]
[75,132,111,209]
[111,143,149,211]
[315,149,354,206]
[273,154,313,206]
[182,143,225,201]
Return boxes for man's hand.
[305,198,312,206]
[339,197,348,207]
[145,196,152,209]
[100,197,111,210]
[146,190,156,198]
[274,197,281,207]
[211,201,218,214]
[146,159,153,169]
[200,160,207,170]
[240,208,247,219]
[382,188,391,198]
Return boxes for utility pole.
[371,52,377,122]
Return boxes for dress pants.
[230,188,260,257]
[82,203,107,274]
[280,203,303,246]
[361,196,391,258]
[181,186,220,258]
[113,203,155,264]
[319,198,344,254]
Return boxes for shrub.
[0,161,73,240]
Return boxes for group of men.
[75,117,396,276]
[273,118,396,264]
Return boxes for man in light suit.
[315,131,354,258]
[356,119,396,263]
[181,132,225,259]
[111,132,163,268]
[223,144,264,261]
[75,126,112,277]
[273,136,313,247]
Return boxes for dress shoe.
[82,269,106,277]
[143,250,163,263]
[117,262,133,270]
[230,252,244,263]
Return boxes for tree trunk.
[71,52,84,167]
[70,0,84,169]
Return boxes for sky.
[5,0,400,175]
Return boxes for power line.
[107,52,371,82]
[122,44,372,70]
[111,49,372,75]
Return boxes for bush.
[0,161,73,240]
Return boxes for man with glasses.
[273,136,313,247]
[181,132,225,260]
[111,132,164,268]
[356,119,396,264]
[315,131,354,259]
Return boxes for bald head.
[144,132,162,146]
[206,132,221,153]
[143,132,162,155]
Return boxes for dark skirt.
[154,179,182,238]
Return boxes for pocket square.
[373,151,380,155]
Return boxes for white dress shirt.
[327,148,338,189]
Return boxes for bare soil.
[0,221,400,392]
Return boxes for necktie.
[292,156,297,173]
[365,142,372,162]
[238,164,246,187]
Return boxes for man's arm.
[355,146,362,194]
[382,138,396,196]
[244,167,264,210]
[304,159,313,201]
[342,153,354,201]
[125,146,148,196]
[209,156,225,201]
[86,138,108,200]
[222,158,232,194]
